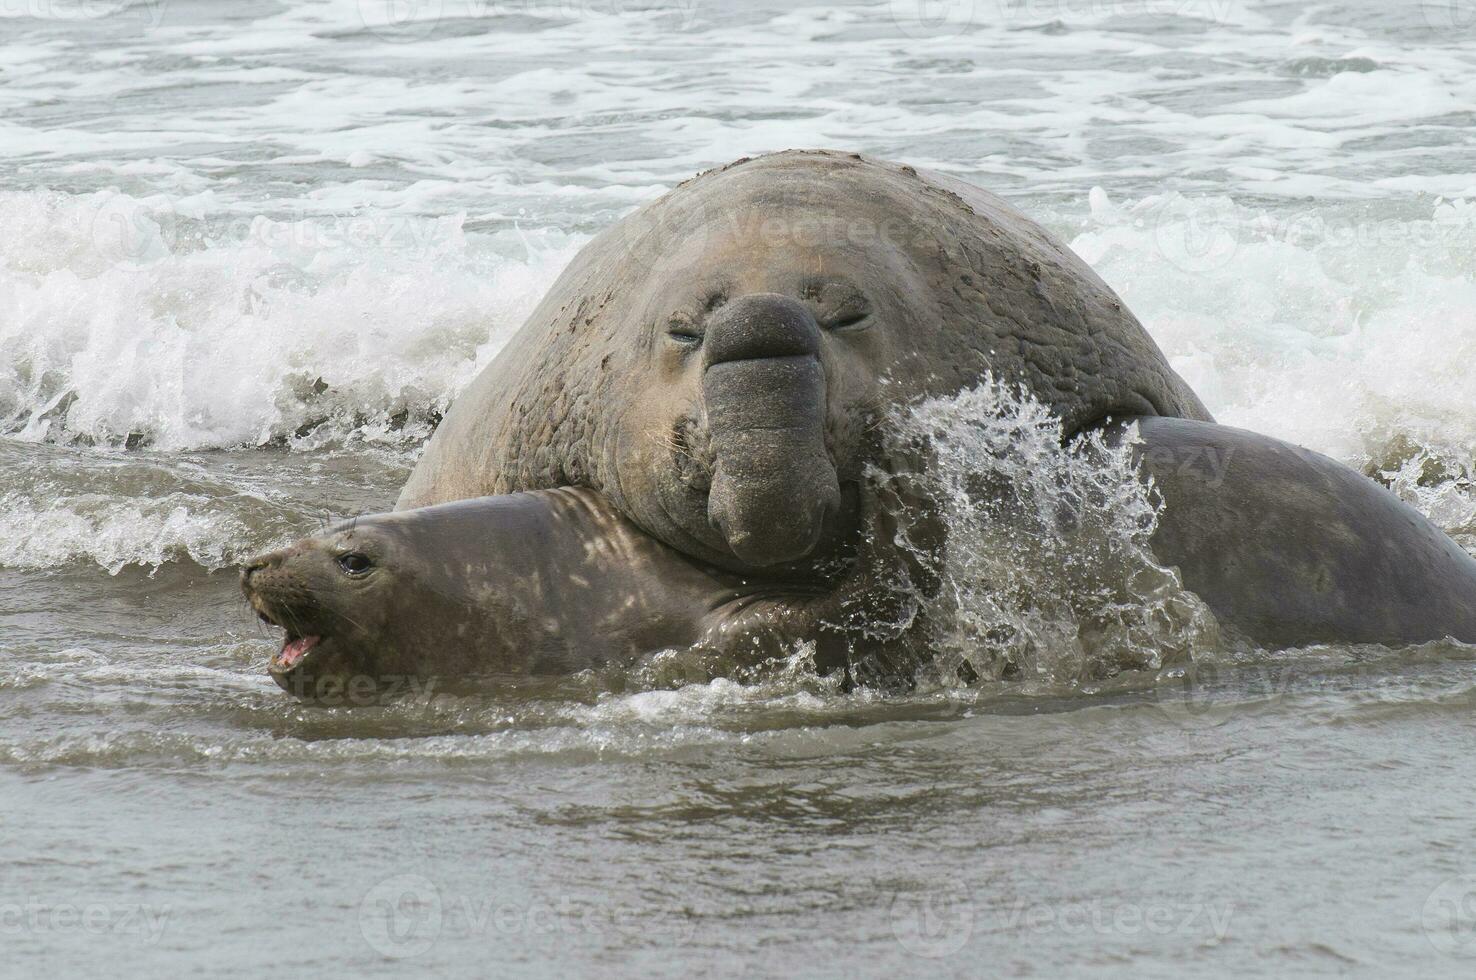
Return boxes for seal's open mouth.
[253,607,325,674]
[275,633,322,671]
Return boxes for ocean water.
[3,1,1476,976]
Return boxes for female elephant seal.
[241,488,841,699]
[398,150,1211,575]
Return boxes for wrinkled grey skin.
[241,488,834,699]
[399,150,1211,575]
[1123,417,1476,648]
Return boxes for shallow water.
[3,1,1476,976]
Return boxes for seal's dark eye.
[665,314,703,346]
[337,552,373,576]
[800,277,872,332]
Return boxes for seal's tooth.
[278,635,322,668]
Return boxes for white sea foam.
[0,188,579,450]
[0,492,251,572]
[1069,190,1476,543]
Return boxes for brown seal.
[241,488,844,698]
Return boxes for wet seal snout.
[239,541,365,692]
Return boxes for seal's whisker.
[242,598,273,638]
[649,428,691,458]
[326,605,369,634]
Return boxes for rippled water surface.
[4,1,1476,976]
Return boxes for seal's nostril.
[241,557,271,587]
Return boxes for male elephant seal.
[241,488,838,698]
[398,150,1210,574]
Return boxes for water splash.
[883,379,1220,687]
[1372,440,1476,557]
